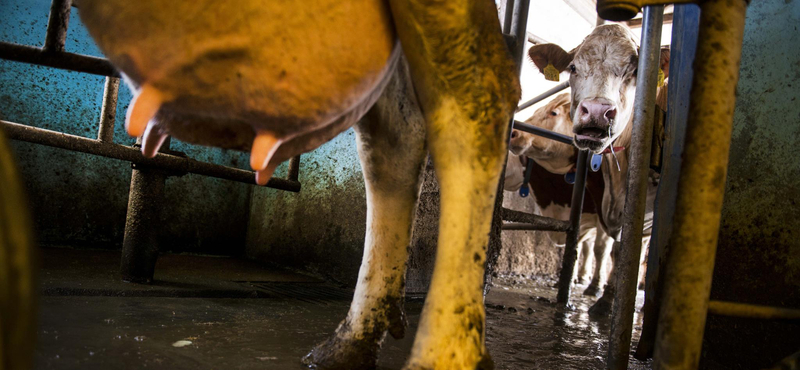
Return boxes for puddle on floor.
[484,277,651,370]
[36,277,651,369]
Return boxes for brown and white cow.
[528,24,668,316]
[504,94,613,294]
[77,1,520,369]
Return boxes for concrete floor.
[35,247,651,370]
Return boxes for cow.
[77,1,520,369]
[504,93,613,294]
[528,24,668,316]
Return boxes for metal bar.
[501,222,570,231]
[708,301,800,321]
[97,77,120,142]
[513,121,573,145]
[44,0,72,53]
[635,4,700,360]
[653,1,748,368]
[502,0,517,35]
[516,81,570,112]
[287,155,301,181]
[556,149,589,304]
[487,0,532,292]
[1,120,301,192]
[0,42,118,77]
[607,6,663,370]
[510,0,531,74]
[527,32,550,45]
[120,137,169,283]
[501,208,571,232]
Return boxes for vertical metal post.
[43,0,71,53]
[556,149,590,304]
[635,4,700,360]
[97,77,120,142]
[120,138,171,283]
[653,0,747,368]
[487,0,530,291]
[607,5,663,370]
[287,155,301,181]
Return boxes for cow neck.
[599,113,634,236]
[531,152,576,175]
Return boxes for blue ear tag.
[519,185,530,198]
[564,172,576,184]
[591,153,603,172]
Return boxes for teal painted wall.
[703,0,800,368]
[246,130,368,285]
[0,0,253,254]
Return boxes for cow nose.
[510,130,519,139]
[578,99,617,126]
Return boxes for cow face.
[529,25,639,153]
[509,93,573,160]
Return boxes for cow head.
[529,24,639,153]
[509,93,575,173]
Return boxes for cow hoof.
[302,334,380,370]
[588,298,612,318]
[582,285,601,297]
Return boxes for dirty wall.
[701,0,800,368]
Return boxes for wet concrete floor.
[36,247,651,369]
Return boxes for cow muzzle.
[573,98,617,151]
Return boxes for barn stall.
[0,0,798,369]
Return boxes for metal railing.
[496,60,593,305]
[0,0,302,282]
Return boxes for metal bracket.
[597,0,694,21]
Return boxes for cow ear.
[528,44,574,73]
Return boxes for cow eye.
[569,64,576,73]
[550,111,558,116]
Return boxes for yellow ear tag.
[657,68,665,87]
[543,63,560,82]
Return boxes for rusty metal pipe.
[44,0,72,52]
[487,0,532,291]
[287,155,301,181]
[501,208,577,232]
[0,42,118,77]
[607,6,663,370]
[97,77,120,142]
[120,137,170,283]
[708,301,800,321]
[556,149,589,304]
[653,1,748,369]
[501,222,569,231]
[1,120,300,192]
[501,208,572,232]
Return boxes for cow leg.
[388,1,519,369]
[575,227,597,285]
[638,235,651,290]
[302,61,427,370]
[589,240,619,318]
[584,228,614,297]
